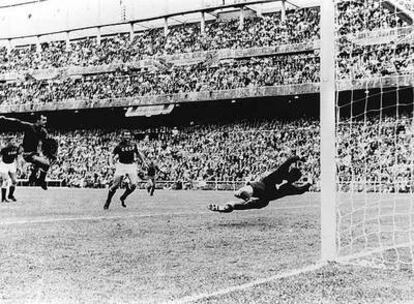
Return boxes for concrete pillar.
[97,26,101,45]
[201,12,206,34]
[65,31,70,51]
[257,5,263,17]
[129,23,134,42]
[281,0,286,22]
[36,35,41,54]
[239,6,244,30]
[7,39,12,55]
[164,17,169,36]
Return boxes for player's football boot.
[28,170,37,186]
[36,180,48,190]
[2,198,9,203]
[120,197,127,208]
[7,196,16,202]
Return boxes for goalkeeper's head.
[287,168,302,183]
[234,185,254,201]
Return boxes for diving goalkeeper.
[208,156,311,213]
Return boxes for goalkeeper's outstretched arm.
[208,197,270,213]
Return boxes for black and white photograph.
[0,0,413,303]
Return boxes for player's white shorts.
[114,163,138,183]
[0,162,17,175]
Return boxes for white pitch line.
[164,263,325,304]
[0,204,319,226]
[0,211,208,226]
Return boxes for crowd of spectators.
[1,115,412,192]
[1,119,321,189]
[0,1,406,73]
[337,115,414,192]
[0,54,320,106]
[337,41,414,80]
[0,8,321,72]
[337,0,407,36]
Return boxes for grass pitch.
[0,188,413,304]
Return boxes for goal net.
[330,0,414,270]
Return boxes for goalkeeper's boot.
[7,195,17,202]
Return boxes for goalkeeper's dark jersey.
[248,156,310,201]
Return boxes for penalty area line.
[165,263,324,304]
[0,204,318,226]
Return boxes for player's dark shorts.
[22,152,38,162]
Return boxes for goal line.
[165,263,325,304]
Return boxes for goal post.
[327,0,414,270]
[320,0,337,262]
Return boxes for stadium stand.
[1,118,320,189]
[0,1,412,189]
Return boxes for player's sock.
[36,169,48,190]
[208,204,233,213]
[119,188,133,208]
[150,185,155,196]
[120,186,135,207]
[8,186,16,201]
[1,188,8,202]
[28,168,38,185]
[104,189,116,209]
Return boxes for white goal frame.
[320,0,337,262]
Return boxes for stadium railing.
[17,179,65,187]
[16,179,247,191]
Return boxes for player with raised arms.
[208,155,311,213]
[0,137,23,202]
[104,130,147,210]
[0,114,52,190]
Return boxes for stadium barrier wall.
[1,74,414,114]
